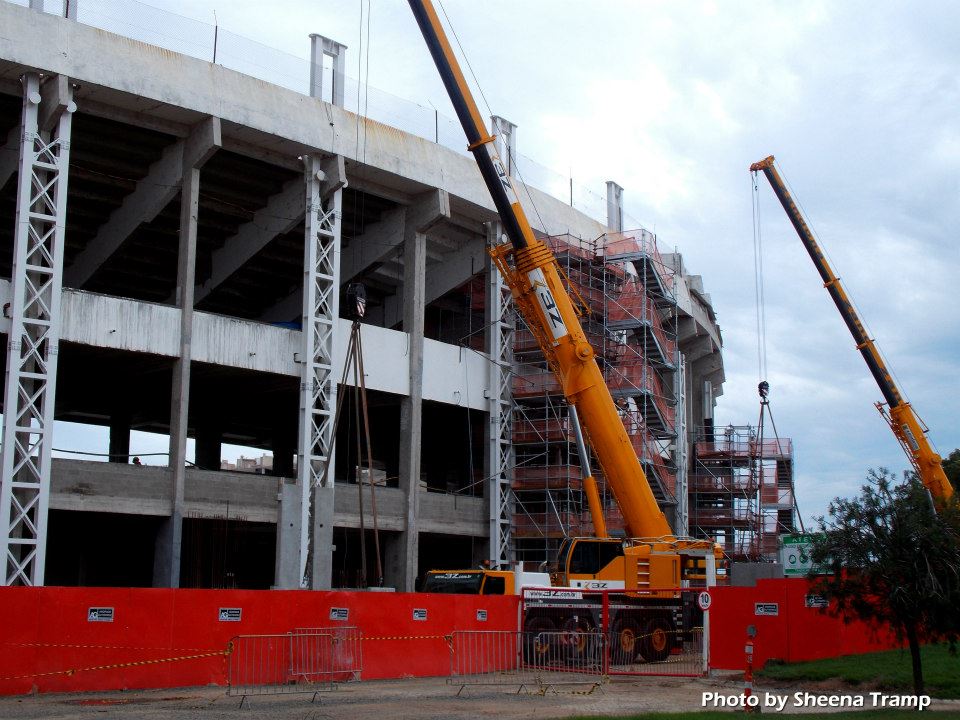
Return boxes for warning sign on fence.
[755,603,779,616]
[87,607,114,622]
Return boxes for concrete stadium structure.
[0,1,723,591]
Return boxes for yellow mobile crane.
[751,156,954,506]
[410,0,720,659]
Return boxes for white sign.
[412,608,427,621]
[755,602,779,616]
[87,607,114,622]
[780,534,817,576]
[476,609,488,622]
[697,591,712,611]
[329,607,349,621]
[524,589,583,600]
[805,594,829,609]
[218,608,242,622]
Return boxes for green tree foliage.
[808,469,960,695]
[943,449,960,492]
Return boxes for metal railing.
[448,630,604,694]
[227,628,361,702]
[520,588,708,679]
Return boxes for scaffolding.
[511,231,680,565]
[689,425,796,561]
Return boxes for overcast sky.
[63,0,959,524]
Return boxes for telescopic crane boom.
[408,0,673,540]
[750,156,954,505]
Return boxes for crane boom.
[750,155,954,504]
[408,0,673,540]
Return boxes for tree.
[943,448,960,492]
[808,469,960,695]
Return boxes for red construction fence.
[0,586,518,696]
[707,578,898,670]
[0,578,901,696]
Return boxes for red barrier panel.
[709,578,898,670]
[0,587,519,696]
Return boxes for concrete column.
[490,116,517,177]
[195,420,222,471]
[271,432,296,478]
[389,190,449,591]
[274,480,301,589]
[309,34,347,107]
[606,180,624,232]
[108,410,131,464]
[153,117,221,588]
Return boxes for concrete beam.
[64,116,222,289]
[378,237,484,329]
[193,177,303,304]
[692,350,723,377]
[78,97,191,138]
[339,207,405,283]
[681,333,716,363]
[0,124,19,192]
[38,74,76,133]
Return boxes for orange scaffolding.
[690,425,796,562]
[510,230,679,564]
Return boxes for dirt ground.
[2,675,960,720]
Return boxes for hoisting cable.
[751,173,806,536]
[751,171,768,384]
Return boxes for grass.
[563,714,960,720]
[757,643,960,698]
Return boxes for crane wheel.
[559,615,596,663]
[639,616,673,663]
[522,616,556,665]
[610,616,640,666]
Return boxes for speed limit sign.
[697,591,712,611]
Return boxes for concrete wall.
[53,289,489,408]
[49,459,485,536]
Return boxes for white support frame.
[0,73,73,586]
[297,155,342,586]
[485,222,514,569]
[675,355,689,536]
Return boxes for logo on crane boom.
[528,268,567,342]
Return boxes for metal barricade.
[227,627,362,702]
[521,588,708,679]
[289,626,363,684]
[604,591,706,678]
[449,630,604,694]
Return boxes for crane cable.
[751,171,806,536]
[750,172,768,384]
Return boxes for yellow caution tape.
[0,647,231,683]
[4,642,216,653]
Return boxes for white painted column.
[297,154,345,590]
[0,73,74,586]
[485,221,514,569]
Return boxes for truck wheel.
[559,615,596,664]
[639,616,673,663]
[523,616,555,665]
[610,616,640,666]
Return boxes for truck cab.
[422,568,551,595]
